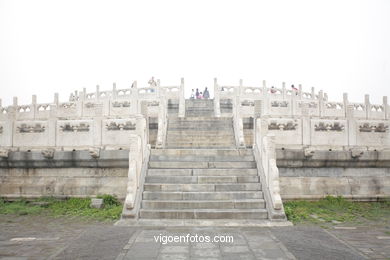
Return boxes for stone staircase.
[166,117,236,148]
[139,149,268,219]
[185,99,214,117]
[122,99,275,222]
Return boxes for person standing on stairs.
[203,87,210,99]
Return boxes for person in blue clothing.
[203,87,210,99]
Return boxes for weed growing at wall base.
[0,196,122,221]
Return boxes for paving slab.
[1,215,388,259]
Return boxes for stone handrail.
[232,96,246,148]
[253,118,285,220]
[178,78,185,117]
[213,79,388,120]
[260,134,282,210]
[155,97,167,148]
[124,116,148,211]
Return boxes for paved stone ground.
[0,215,389,259]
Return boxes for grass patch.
[0,195,123,221]
[284,196,390,224]
[0,198,44,215]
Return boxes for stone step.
[144,183,262,192]
[167,126,232,131]
[150,155,254,162]
[185,112,215,117]
[166,132,234,137]
[168,121,231,125]
[168,123,231,126]
[148,161,256,169]
[165,145,236,149]
[169,117,229,121]
[139,209,268,219]
[165,141,234,145]
[166,136,234,142]
[142,191,264,200]
[185,100,214,106]
[151,149,253,157]
[141,199,265,209]
[165,141,236,147]
[147,169,258,176]
[145,175,260,184]
[186,103,214,108]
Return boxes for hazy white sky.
[0,0,389,106]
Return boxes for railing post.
[156,92,166,149]
[346,104,356,146]
[282,82,286,99]
[301,103,311,146]
[96,85,100,100]
[130,87,139,115]
[384,96,388,120]
[298,84,303,99]
[214,78,221,117]
[318,90,324,117]
[32,95,37,119]
[178,78,185,117]
[365,94,370,119]
[343,93,349,118]
[262,80,269,116]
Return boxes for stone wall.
[1,149,389,200]
[277,149,390,201]
[0,150,129,199]
[0,168,128,200]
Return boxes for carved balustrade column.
[365,94,370,119]
[155,89,166,149]
[298,84,303,100]
[261,80,269,116]
[346,102,357,146]
[95,85,100,101]
[156,79,161,97]
[311,87,315,100]
[214,78,221,117]
[11,97,18,121]
[178,78,185,117]
[31,95,37,120]
[291,86,297,117]
[130,85,139,115]
[47,93,58,147]
[343,93,349,118]
[78,88,86,118]
[301,103,311,146]
[318,90,324,117]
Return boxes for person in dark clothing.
[195,88,200,99]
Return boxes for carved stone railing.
[253,118,286,220]
[213,79,388,120]
[123,115,149,218]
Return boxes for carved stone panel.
[106,121,136,131]
[359,122,389,133]
[314,122,345,132]
[17,123,46,133]
[60,122,90,132]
